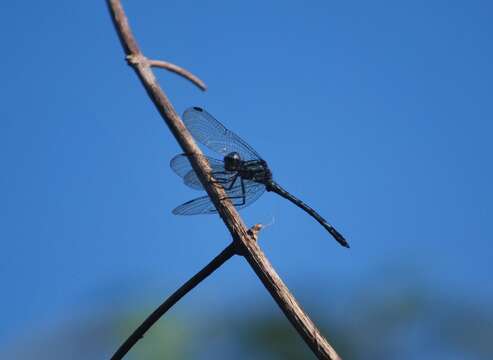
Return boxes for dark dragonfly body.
[170,107,349,248]
[224,153,272,183]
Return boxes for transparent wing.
[172,195,217,215]
[170,153,236,190]
[182,107,263,161]
[172,180,266,215]
[170,153,225,178]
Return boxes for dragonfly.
[170,106,349,248]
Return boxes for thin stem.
[111,243,237,360]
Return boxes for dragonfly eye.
[224,152,241,170]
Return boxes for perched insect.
[170,107,349,248]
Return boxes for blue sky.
[1,0,492,353]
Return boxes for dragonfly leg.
[238,178,247,205]
[222,178,246,206]
[215,173,239,191]
[218,173,239,202]
[222,173,239,191]
[210,171,235,186]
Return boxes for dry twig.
[147,59,207,91]
[111,243,237,359]
[111,223,266,360]
[106,1,343,359]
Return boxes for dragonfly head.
[224,152,242,171]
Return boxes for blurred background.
[1,1,492,359]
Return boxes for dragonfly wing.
[182,107,263,161]
[172,195,217,215]
[170,153,236,190]
[172,180,266,215]
[170,153,224,177]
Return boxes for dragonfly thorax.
[224,152,242,171]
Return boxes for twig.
[106,1,343,359]
[111,225,264,360]
[148,59,207,91]
[111,243,237,360]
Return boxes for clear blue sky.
[1,0,492,352]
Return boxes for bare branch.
[148,59,207,91]
[111,223,267,359]
[111,243,237,360]
[106,1,343,359]
[125,55,207,91]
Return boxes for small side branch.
[111,243,237,360]
[112,224,264,359]
[125,55,206,91]
[148,59,207,91]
